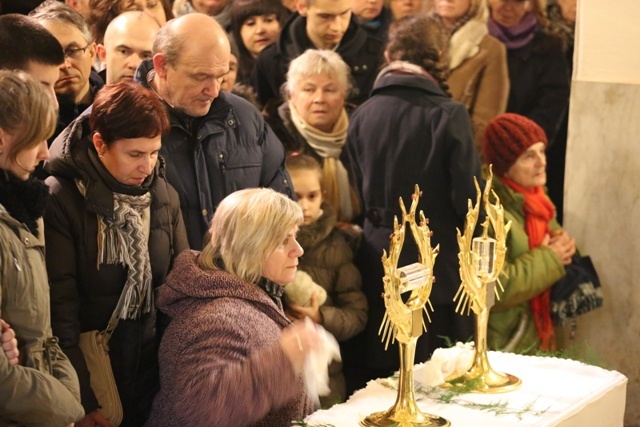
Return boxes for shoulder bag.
[78,291,127,426]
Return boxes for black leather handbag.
[550,255,604,327]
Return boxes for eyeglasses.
[63,44,90,60]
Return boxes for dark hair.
[0,14,64,70]
[285,153,324,189]
[231,0,288,83]
[88,0,173,44]
[385,13,450,94]
[90,82,170,145]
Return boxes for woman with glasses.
[487,0,569,147]
[0,69,84,427]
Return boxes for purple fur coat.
[145,250,314,427]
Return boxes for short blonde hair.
[199,188,303,284]
[284,49,352,99]
[0,70,56,164]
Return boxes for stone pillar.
[563,0,640,424]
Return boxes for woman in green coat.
[482,113,576,353]
[0,70,84,426]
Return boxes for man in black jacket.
[253,0,384,107]
[0,14,63,110]
[136,13,294,249]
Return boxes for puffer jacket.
[43,115,189,426]
[488,177,566,353]
[136,59,294,249]
[294,202,367,404]
[0,186,84,425]
[146,250,314,426]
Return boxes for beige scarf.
[289,101,354,222]
[449,19,489,70]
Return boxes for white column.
[564,0,640,424]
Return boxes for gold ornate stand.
[361,186,449,427]
[362,327,449,426]
[450,168,521,393]
[449,283,521,393]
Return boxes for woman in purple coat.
[146,188,321,427]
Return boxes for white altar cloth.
[305,352,627,427]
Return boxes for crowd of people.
[0,0,579,425]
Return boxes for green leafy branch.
[377,377,548,420]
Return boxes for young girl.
[285,154,367,406]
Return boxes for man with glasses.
[31,0,104,141]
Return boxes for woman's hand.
[543,230,576,265]
[1,319,19,365]
[279,321,321,374]
[75,410,112,427]
[285,292,323,324]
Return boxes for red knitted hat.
[482,113,548,177]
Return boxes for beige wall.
[563,0,640,425]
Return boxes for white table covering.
[305,352,627,427]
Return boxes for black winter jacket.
[505,30,570,146]
[253,13,384,106]
[43,114,189,426]
[345,71,482,371]
[136,59,294,249]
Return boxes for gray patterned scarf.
[77,180,153,319]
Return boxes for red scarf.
[502,177,556,351]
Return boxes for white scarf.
[289,101,354,222]
[449,19,489,70]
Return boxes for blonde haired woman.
[428,0,510,150]
[0,70,84,426]
[147,188,321,427]
[266,49,359,223]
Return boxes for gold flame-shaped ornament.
[361,185,449,427]
[449,166,521,393]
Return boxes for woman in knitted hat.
[482,112,575,353]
